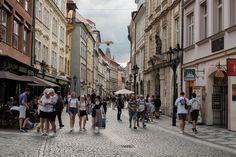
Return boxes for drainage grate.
[120,144,134,148]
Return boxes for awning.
[27,76,59,87]
[0,71,33,82]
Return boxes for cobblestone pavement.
[0,108,236,157]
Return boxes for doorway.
[212,73,228,128]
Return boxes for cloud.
[75,0,136,63]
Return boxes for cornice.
[145,0,181,32]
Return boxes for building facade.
[144,0,182,116]
[118,66,126,90]
[182,0,236,131]
[0,0,35,104]
[34,0,68,87]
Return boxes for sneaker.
[50,132,56,137]
[79,128,82,132]
[133,126,137,130]
[20,129,26,133]
[41,132,48,136]
[60,125,64,129]
[83,128,86,132]
[179,130,184,134]
[37,127,40,133]
[143,124,146,128]
[69,129,73,133]
[129,125,132,128]
[192,128,195,132]
[22,128,28,132]
[194,129,198,134]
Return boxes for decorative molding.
[196,38,210,46]
[183,0,195,9]
[184,44,195,52]
[226,25,236,33]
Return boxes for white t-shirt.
[79,101,87,111]
[40,95,53,112]
[138,99,146,112]
[175,96,189,114]
[69,98,79,108]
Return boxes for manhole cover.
[120,145,134,148]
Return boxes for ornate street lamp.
[129,74,132,90]
[73,75,77,92]
[132,64,139,96]
[40,60,47,78]
[167,43,183,126]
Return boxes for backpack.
[55,96,64,111]
[191,99,200,111]
[180,98,188,110]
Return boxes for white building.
[34,0,67,85]
[183,0,236,131]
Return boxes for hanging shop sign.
[184,69,196,81]
[227,58,236,76]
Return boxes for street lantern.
[167,43,183,126]
[129,74,132,90]
[132,64,139,96]
[40,60,47,78]
[73,75,77,92]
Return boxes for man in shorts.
[19,88,30,132]
[128,95,138,129]
[175,92,189,134]
[137,95,146,128]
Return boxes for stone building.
[182,0,236,131]
[33,0,68,89]
[0,0,35,103]
[144,0,182,116]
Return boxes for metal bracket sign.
[184,69,196,81]
[227,58,236,76]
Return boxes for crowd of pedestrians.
[12,87,201,136]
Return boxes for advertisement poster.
[232,84,236,101]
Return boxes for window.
[157,0,161,6]
[187,13,194,46]
[175,18,180,45]
[80,63,86,82]
[43,8,50,27]
[42,45,49,63]
[81,42,87,59]
[217,0,223,32]
[52,18,58,36]
[51,51,57,68]
[200,2,207,39]
[1,10,7,42]
[80,29,87,40]
[36,0,42,21]
[59,56,64,72]
[25,0,29,11]
[162,27,167,52]
[230,0,236,26]
[60,26,64,42]
[35,40,41,61]
[13,20,19,49]
[23,29,27,53]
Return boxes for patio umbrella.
[115,89,134,95]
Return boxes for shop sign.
[227,59,236,76]
[232,84,236,101]
[184,69,196,81]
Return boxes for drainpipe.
[180,0,184,92]
[31,0,36,69]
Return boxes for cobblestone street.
[0,108,236,157]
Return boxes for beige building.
[118,66,126,90]
[144,0,182,116]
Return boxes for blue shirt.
[19,93,27,106]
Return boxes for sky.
[75,0,137,67]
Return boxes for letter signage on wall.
[184,69,196,81]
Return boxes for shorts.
[191,110,199,121]
[69,107,78,115]
[79,110,87,117]
[19,105,26,119]
[129,111,137,119]
[39,110,49,118]
[137,111,145,119]
[48,111,56,122]
[178,113,187,121]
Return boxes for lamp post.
[167,43,183,126]
[132,64,139,96]
[129,74,132,90]
[40,60,47,78]
[73,75,77,92]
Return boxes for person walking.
[18,88,30,132]
[92,96,104,133]
[128,95,138,129]
[55,90,64,128]
[117,94,124,121]
[48,88,57,137]
[175,92,189,134]
[188,93,201,134]
[78,95,88,131]
[38,89,51,136]
[137,95,147,128]
[67,92,79,132]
